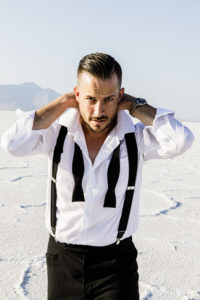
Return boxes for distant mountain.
[0,82,60,111]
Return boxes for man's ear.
[74,86,80,102]
[119,88,125,102]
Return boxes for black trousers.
[46,234,139,300]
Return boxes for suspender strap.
[72,143,85,202]
[51,126,68,234]
[104,144,121,208]
[50,127,137,238]
[117,132,138,241]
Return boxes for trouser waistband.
[51,235,133,253]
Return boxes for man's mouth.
[90,117,108,123]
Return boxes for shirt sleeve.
[135,108,194,161]
[1,109,59,157]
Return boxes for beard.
[81,109,118,134]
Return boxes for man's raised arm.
[119,93,194,159]
[119,93,156,126]
[33,92,78,130]
[1,92,78,156]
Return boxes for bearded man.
[1,53,194,300]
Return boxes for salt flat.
[0,111,199,300]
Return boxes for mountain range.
[0,82,60,111]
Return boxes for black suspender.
[51,126,85,234]
[104,144,120,208]
[72,143,85,202]
[51,126,68,234]
[50,126,138,243]
[116,132,138,243]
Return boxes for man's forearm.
[130,104,157,126]
[33,93,77,130]
[119,93,157,126]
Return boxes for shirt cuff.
[145,108,175,131]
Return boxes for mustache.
[89,116,108,121]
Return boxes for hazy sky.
[0,0,200,121]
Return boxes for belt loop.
[116,238,121,245]
[52,227,58,242]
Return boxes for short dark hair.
[77,53,122,87]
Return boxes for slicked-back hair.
[77,53,122,88]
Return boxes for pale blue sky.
[0,0,200,121]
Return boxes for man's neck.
[80,116,117,164]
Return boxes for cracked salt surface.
[16,256,46,299]
[0,112,200,300]
[10,175,33,182]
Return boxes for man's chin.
[81,114,117,134]
[84,120,112,133]
[87,123,108,133]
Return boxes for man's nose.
[93,101,104,116]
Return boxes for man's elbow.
[1,134,13,155]
[158,126,194,159]
[1,133,28,157]
[171,126,194,157]
[1,138,20,157]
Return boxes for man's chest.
[49,129,137,206]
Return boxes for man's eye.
[87,97,95,101]
[105,97,113,102]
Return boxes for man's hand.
[118,93,137,111]
[118,93,156,126]
[33,92,79,130]
[65,92,79,110]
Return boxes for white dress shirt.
[1,108,194,246]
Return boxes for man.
[1,53,194,300]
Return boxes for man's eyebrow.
[85,94,116,98]
[104,94,116,98]
[102,94,117,99]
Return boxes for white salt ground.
[0,111,199,300]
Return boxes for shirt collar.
[57,108,136,141]
[57,108,81,138]
[116,110,136,140]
